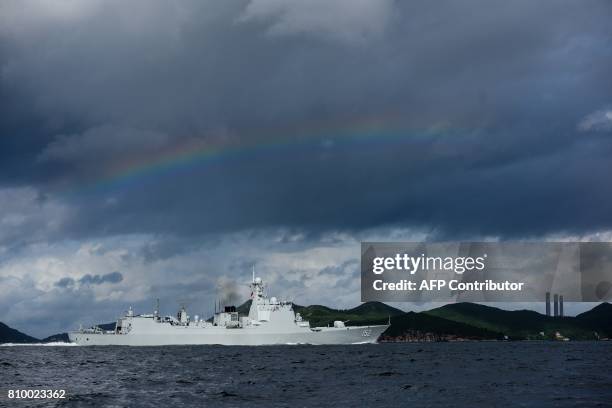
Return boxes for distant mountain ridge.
[0,322,39,344]
[575,303,612,337]
[2,302,610,344]
[424,302,612,340]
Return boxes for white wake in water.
[0,342,78,347]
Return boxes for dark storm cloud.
[54,271,123,288]
[321,260,360,288]
[1,0,612,240]
[54,277,75,288]
[79,271,123,285]
[141,235,205,264]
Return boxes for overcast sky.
[1,0,611,337]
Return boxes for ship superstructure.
[68,276,388,345]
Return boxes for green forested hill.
[424,303,602,340]
[293,302,404,327]
[575,303,612,337]
[0,322,39,344]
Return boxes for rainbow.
[69,114,458,195]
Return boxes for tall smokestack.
[553,294,559,317]
[545,292,551,316]
[559,295,564,317]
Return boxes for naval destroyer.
[68,276,389,345]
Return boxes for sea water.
[1,342,611,407]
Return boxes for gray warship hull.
[68,325,388,346]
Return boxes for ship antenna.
[215,286,218,314]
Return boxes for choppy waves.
[1,343,611,407]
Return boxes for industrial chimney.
[545,292,551,316]
[559,295,564,317]
[553,294,559,317]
